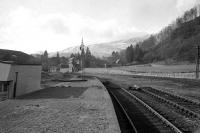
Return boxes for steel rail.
[121,87,183,133]
[141,89,200,118]
[146,87,200,106]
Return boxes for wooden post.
[196,46,200,79]
[13,72,18,98]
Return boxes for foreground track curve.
[109,90,138,133]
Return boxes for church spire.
[81,37,84,45]
[80,37,84,51]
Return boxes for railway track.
[129,88,200,132]
[109,90,138,133]
[141,87,200,116]
[104,81,182,133]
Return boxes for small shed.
[0,61,42,99]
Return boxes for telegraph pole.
[196,45,200,79]
[80,37,85,79]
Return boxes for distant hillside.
[53,35,148,58]
[139,5,200,63]
[0,49,40,64]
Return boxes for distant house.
[48,56,61,73]
[49,66,57,72]
[68,57,74,73]
[0,61,42,100]
[109,59,121,67]
[59,63,68,73]
[60,68,69,73]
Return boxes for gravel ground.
[0,78,120,133]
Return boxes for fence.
[85,68,197,79]
[135,72,196,79]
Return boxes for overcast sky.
[0,0,199,53]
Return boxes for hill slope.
[54,36,148,58]
[0,49,40,64]
[141,16,200,63]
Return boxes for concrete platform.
[0,77,120,133]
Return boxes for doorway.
[0,81,11,101]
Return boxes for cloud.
[0,6,69,53]
[176,0,200,14]
[1,0,200,54]
[43,19,69,34]
[68,14,143,43]
[0,6,144,53]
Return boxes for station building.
[0,61,42,100]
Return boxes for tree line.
[107,4,200,65]
[108,44,144,66]
[70,47,107,68]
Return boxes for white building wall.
[60,68,69,73]
[8,65,42,97]
[69,64,73,72]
